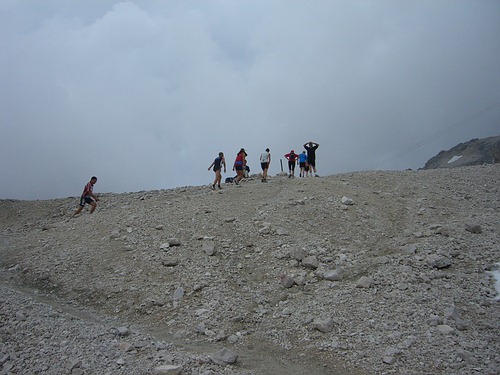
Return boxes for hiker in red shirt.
[73,176,99,216]
[284,150,299,178]
[232,148,247,185]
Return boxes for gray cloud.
[1,1,499,199]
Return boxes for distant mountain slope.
[422,135,500,169]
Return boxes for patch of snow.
[447,155,463,164]
[486,263,500,301]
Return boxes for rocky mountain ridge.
[1,165,499,374]
[422,135,500,169]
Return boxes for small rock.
[356,276,373,288]
[172,287,185,301]
[383,356,396,365]
[162,258,179,267]
[312,317,334,333]
[118,342,132,352]
[280,275,295,288]
[437,324,455,334]
[456,350,475,364]
[116,357,126,365]
[110,229,121,239]
[426,255,452,269]
[276,228,289,236]
[228,334,239,343]
[116,326,130,336]
[341,196,355,205]
[293,274,306,286]
[168,238,181,247]
[465,223,482,233]
[384,347,401,357]
[427,314,442,326]
[65,360,82,370]
[202,241,216,256]
[289,248,307,261]
[210,348,238,365]
[444,305,461,320]
[401,244,417,254]
[302,256,319,270]
[259,226,271,235]
[323,270,342,281]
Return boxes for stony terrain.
[1,165,499,375]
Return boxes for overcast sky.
[1,1,499,200]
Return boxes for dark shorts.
[299,162,306,168]
[288,161,296,170]
[307,158,316,168]
[235,165,244,171]
[79,196,93,206]
[261,162,269,170]
[213,166,221,172]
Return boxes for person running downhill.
[303,141,319,177]
[208,152,226,189]
[284,150,299,178]
[73,176,99,216]
[260,148,271,182]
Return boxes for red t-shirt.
[82,182,93,197]
[234,152,245,166]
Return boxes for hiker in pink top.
[232,148,247,184]
[284,150,299,178]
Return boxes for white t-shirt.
[260,151,270,163]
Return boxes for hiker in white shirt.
[260,148,271,182]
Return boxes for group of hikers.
[208,141,319,189]
[284,141,320,179]
[74,141,319,216]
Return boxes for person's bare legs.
[73,205,84,216]
[212,170,220,189]
[215,170,222,188]
[235,169,243,184]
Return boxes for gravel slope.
[1,165,499,375]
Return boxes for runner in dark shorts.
[80,196,94,206]
[73,176,99,216]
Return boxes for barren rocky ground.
[1,165,499,375]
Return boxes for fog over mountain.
[1,1,499,200]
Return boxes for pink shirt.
[82,182,93,197]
